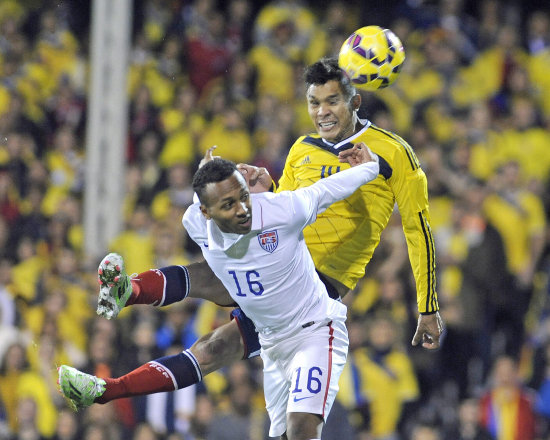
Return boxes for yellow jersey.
[277,121,438,314]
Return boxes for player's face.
[307,80,357,143]
[200,171,252,234]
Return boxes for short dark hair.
[304,57,356,102]
[192,158,238,205]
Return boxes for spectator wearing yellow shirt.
[249,11,305,103]
[35,8,81,91]
[493,95,550,184]
[134,131,164,205]
[43,125,84,216]
[339,314,419,439]
[24,287,88,359]
[159,85,205,169]
[452,25,529,108]
[151,163,194,222]
[483,161,546,356]
[10,237,47,305]
[153,224,191,269]
[198,106,254,164]
[0,342,57,438]
[109,204,155,276]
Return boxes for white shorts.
[261,319,348,437]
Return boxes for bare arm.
[186,260,235,306]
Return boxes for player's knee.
[190,334,223,366]
[286,413,322,440]
[190,328,244,375]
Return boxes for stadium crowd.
[0,0,549,439]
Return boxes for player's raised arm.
[295,143,379,220]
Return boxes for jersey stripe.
[418,212,437,313]
[302,135,332,152]
[322,322,334,418]
[378,155,393,179]
[392,131,421,169]
[370,126,419,170]
[423,212,438,311]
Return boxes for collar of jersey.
[320,118,371,151]
[205,196,264,251]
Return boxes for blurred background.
[0,0,549,439]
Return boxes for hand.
[237,163,273,193]
[411,311,444,350]
[338,142,377,166]
[199,145,219,168]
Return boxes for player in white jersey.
[185,148,378,439]
[58,144,378,440]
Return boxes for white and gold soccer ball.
[338,25,405,91]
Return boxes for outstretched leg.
[59,312,258,409]
[96,253,233,319]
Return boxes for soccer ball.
[338,25,405,91]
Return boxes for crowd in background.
[0,0,550,439]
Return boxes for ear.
[200,205,211,220]
[352,93,361,112]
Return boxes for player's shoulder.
[362,124,421,171]
[252,190,294,209]
[251,191,304,228]
[287,132,340,164]
[283,133,324,166]
[363,124,411,153]
[289,132,320,150]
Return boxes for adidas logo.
[69,383,82,400]
[300,156,311,165]
[116,278,129,300]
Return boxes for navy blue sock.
[153,349,202,389]
[129,265,190,306]
[159,265,190,306]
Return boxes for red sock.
[96,361,175,403]
[127,269,165,306]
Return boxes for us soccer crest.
[257,230,278,253]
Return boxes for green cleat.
[58,365,106,411]
[96,253,132,319]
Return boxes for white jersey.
[182,161,379,347]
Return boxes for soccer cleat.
[96,252,132,319]
[58,365,106,410]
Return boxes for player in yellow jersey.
[276,65,438,313]
[60,58,442,437]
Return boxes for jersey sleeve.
[291,160,380,228]
[389,147,439,314]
